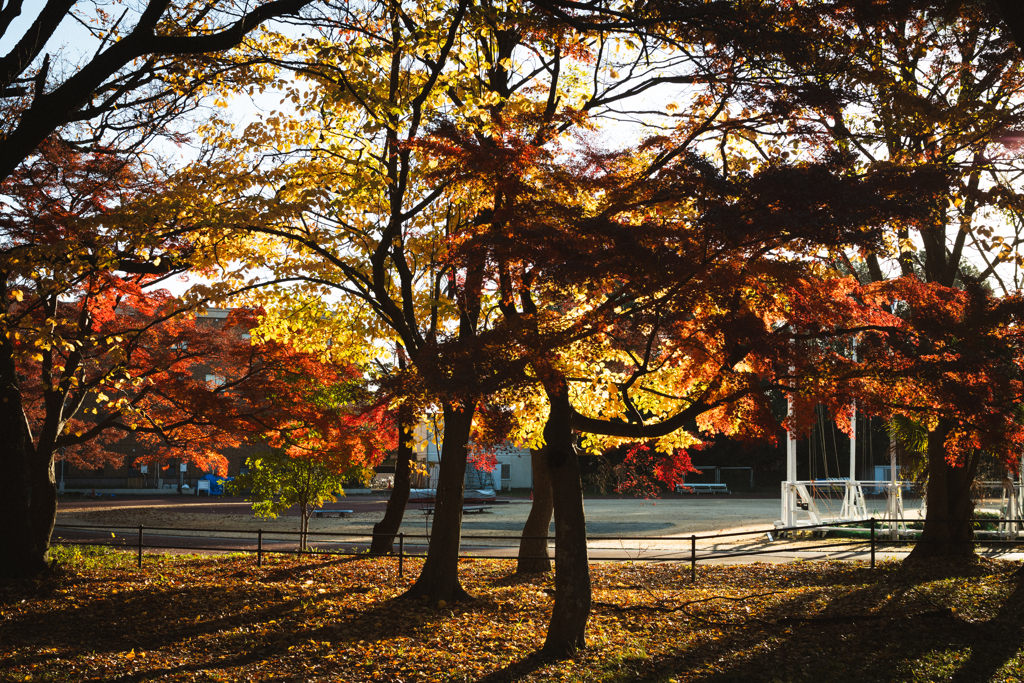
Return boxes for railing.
[51,517,1024,581]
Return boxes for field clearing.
[51,494,943,560]
[55,494,809,537]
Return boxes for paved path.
[52,524,1024,566]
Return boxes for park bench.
[313,509,354,518]
[675,483,731,495]
[419,505,492,516]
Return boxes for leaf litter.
[2,549,1023,682]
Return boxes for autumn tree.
[0,139,192,578]
[432,107,945,651]
[229,450,344,552]
[185,0,975,640]
[694,0,1024,558]
[199,0,816,603]
[195,0,561,601]
[369,349,416,556]
[0,0,329,580]
[783,276,1024,557]
[0,139,393,578]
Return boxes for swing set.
[778,403,1024,541]
[778,341,914,537]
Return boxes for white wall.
[494,447,532,490]
[413,418,534,490]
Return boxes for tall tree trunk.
[402,402,474,602]
[0,338,48,579]
[542,383,591,657]
[371,401,414,554]
[908,419,980,560]
[28,449,57,563]
[517,446,553,574]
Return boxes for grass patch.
[2,553,1023,682]
[49,543,135,571]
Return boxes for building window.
[206,374,226,389]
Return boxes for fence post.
[137,525,143,570]
[690,534,697,583]
[398,533,405,578]
[257,529,263,568]
[870,517,876,569]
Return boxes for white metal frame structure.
[779,347,911,536]
[993,456,1024,538]
[781,343,1024,537]
[1000,481,1024,538]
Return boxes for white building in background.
[413,421,533,491]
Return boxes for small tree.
[230,450,368,551]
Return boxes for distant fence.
[52,518,1024,581]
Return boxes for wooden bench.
[676,483,731,495]
[313,509,354,518]
[420,505,492,516]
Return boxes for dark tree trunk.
[371,401,414,554]
[402,402,474,602]
[0,337,48,579]
[908,419,981,560]
[542,383,591,657]
[28,450,57,562]
[517,447,553,574]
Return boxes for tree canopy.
[4,0,1024,661]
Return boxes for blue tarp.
[200,473,233,495]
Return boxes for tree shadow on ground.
[949,575,1024,682]
[6,555,1016,682]
[607,560,1016,683]
[471,651,551,683]
[0,558,434,681]
[489,571,552,588]
[94,593,441,683]
[255,553,382,582]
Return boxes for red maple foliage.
[613,444,701,497]
[0,141,393,578]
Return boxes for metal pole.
[784,377,797,527]
[137,525,143,569]
[850,342,857,482]
[690,534,696,583]
[257,529,263,568]
[870,517,876,569]
[398,533,405,578]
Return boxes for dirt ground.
[56,492,787,538]
[55,492,867,550]
[54,492,966,561]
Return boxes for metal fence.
[52,517,1024,581]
